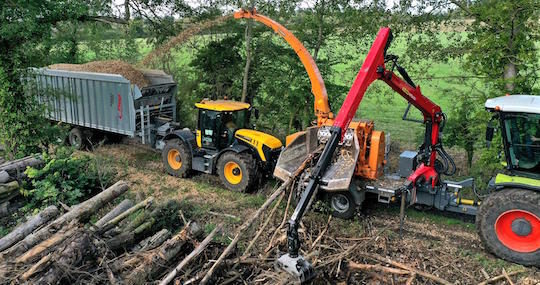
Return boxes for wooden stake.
[348,261,410,275]
[477,269,526,285]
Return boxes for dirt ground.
[90,143,540,284]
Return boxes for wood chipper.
[161,99,283,192]
[230,19,539,281]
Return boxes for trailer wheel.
[476,188,540,266]
[68,128,85,150]
[162,139,191,178]
[328,191,356,219]
[217,152,257,192]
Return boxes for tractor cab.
[195,100,252,150]
[486,95,540,175]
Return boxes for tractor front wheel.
[217,152,257,192]
[162,139,191,178]
[476,188,540,266]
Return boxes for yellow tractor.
[161,99,283,192]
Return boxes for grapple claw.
[276,253,316,283]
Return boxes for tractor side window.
[503,113,540,171]
[199,110,219,149]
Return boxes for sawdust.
[49,60,150,88]
[141,15,233,66]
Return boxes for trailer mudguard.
[163,129,197,154]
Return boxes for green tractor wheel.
[476,188,540,266]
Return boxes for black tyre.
[68,128,85,150]
[476,188,540,266]
[217,152,257,192]
[327,191,356,219]
[162,139,191,178]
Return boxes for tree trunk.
[0,155,42,175]
[503,15,518,92]
[16,224,78,264]
[133,229,171,252]
[122,223,202,285]
[0,181,18,196]
[124,0,131,21]
[1,181,128,258]
[0,171,10,183]
[94,199,134,228]
[313,0,326,61]
[0,205,59,252]
[32,231,95,285]
[241,0,255,103]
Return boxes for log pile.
[0,155,43,218]
[0,180,222,285]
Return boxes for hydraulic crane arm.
[234,8,333,124]
[280,27,454,282]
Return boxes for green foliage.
[23,147,113,211]
[0,66,63,159]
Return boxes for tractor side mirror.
[486,126,494,148]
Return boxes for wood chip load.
[49,60,150,88]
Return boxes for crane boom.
[234,9,333,124]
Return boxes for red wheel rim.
[495,210,540,253]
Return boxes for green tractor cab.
[478,95,540,266]
[162,99,282,192]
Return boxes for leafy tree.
[0,1,121,158]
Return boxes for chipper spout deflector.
[273,126,360,191]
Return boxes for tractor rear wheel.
[162,139,191,178]
[217,152,257,192]
[476,188,540,266]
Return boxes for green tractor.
[478,95,539,266]
[161,99,283,192]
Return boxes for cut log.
[0,199,24,218]
[105,218,155,251]
[1,181,128,258]
[123,222,202,285]
[0,181,19,196]
[0,155,42,175]
[0,171,9,183]
[0,205,59,252]
[98,196,153,234]
[159,224,222,285]
[16,223,78,264]
[31,231,96,285]
[94,199,134,228]
[21,253,52,281]
[133,229,171,252]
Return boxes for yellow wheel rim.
[167,149,182,170]
[224,161,242,185]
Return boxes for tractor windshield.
[503,113,540,172]
[222,109,248,131]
